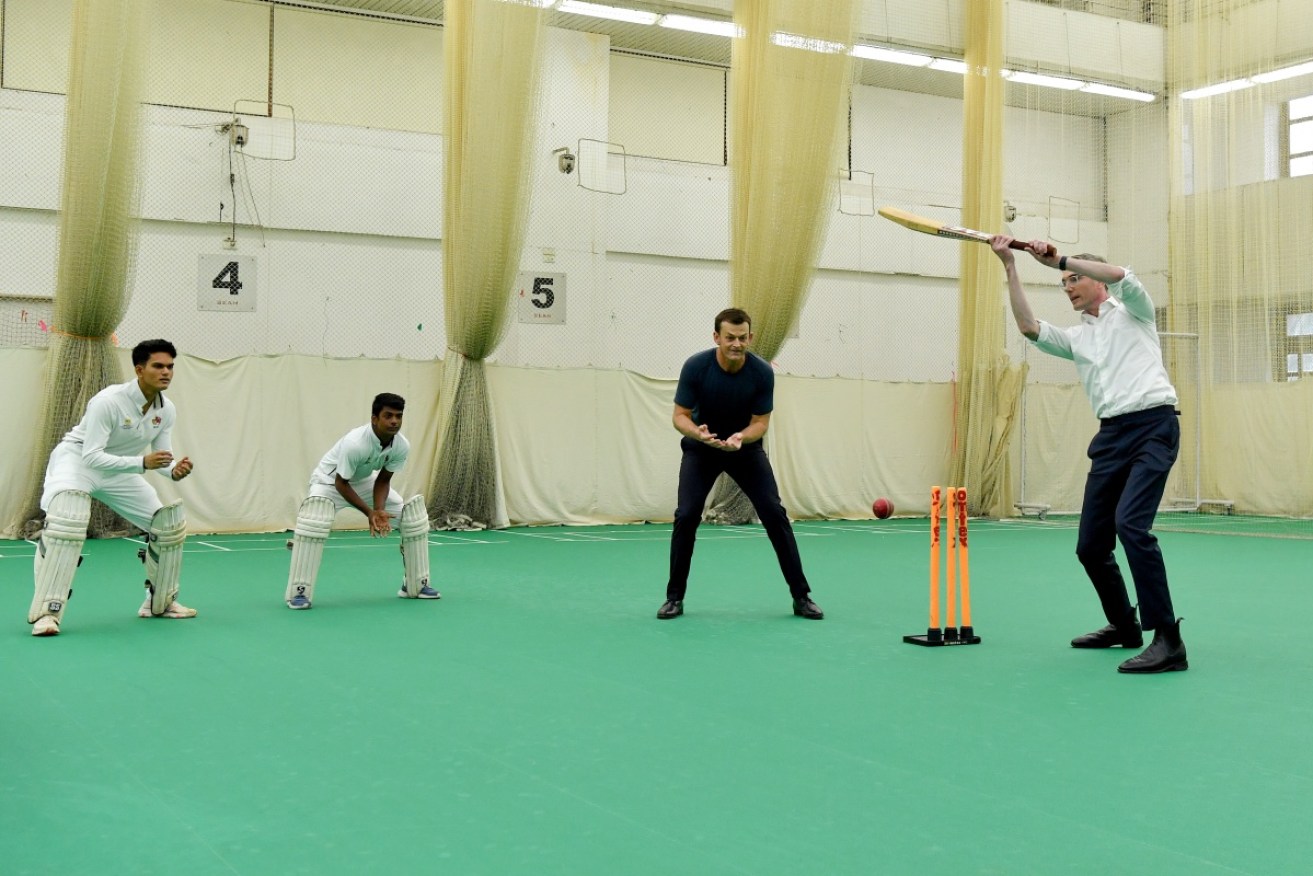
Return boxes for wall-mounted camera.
[219,119,249,147]
[553,147,576,175]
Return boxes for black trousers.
[1075,405,1180,631]
[666,440,810,601]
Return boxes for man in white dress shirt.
[284,392,436,609]
[992,236,1187,674]
[30,338,197,637]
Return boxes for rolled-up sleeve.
[1032,321,1074,360]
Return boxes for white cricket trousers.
[307,475,403,516]
[41,443,163,533]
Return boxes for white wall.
[1104,100,1173,310]
[3,0,442,131]
[1,21,1132,379]
[1172,0,1313,87]
[609,54,724,164]
[0,0,1184,526]
[859,1,1162,89]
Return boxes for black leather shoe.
[792,597,824,620]
[1071,616,1143,648]
[656,599,683,619]
[1118,618,1187,673]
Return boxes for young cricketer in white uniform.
[284,392,437,608]
[30,338,197,637]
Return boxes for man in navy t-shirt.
[657,307,822,620]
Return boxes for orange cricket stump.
[904,485,981,647]
[904,486,944,645]
[944,487,960,643]
[957,487,978,642]
[929,486,941,634]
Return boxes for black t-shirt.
[674,349,774,440]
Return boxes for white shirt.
[58,379,178,474]
[1033,269,1178,420]
[310,424,409,487]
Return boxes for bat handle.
[1007,240,1058,258]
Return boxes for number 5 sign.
[516,272,566,324]
[198,254,257,312]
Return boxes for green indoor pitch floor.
[2,518,1310,875]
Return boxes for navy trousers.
[667,440,810,601]
[1075,405,1180,631]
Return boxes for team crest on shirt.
[122,418,133,429]
[152,416,162,426]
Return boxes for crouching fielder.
[284,392,437,609]
[30,339,197,637]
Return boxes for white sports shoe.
[398,584,441,600]
[32,615,61,637]
[138,596,198,619]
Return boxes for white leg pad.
[29,490,91,624]
[144,501,187,616]
[399,495,431,598]
[285,496,335,606]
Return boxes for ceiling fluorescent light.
[1081,82,1155,102]
[1006,70,1084,90]
[1180,78,1254,99]
[556,1,659,25]
[851,45,932,66]
[660,14,739,38]
[1252,60,1313,84]
[928,58,968,74]
[771,32,847,54]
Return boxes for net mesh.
[428,0,544,529]
[10,0,149,538]
[1009,0,1312,536]
[1162,0,1313,528]
[1,0,1309,539]
[703,0,857,526]
[950,0,1023,519]
[729,1,856,362]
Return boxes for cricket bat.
[878,206,1056,257]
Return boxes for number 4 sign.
[198,254,257,312]
[516,272,566,324]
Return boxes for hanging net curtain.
[428,0,545,529]
[705,0,857,525]
[1164,0,1313,518]
[9,0,148,539]
[950,0,1026,518]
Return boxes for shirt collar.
[127,380,162,410]
[1082,295,1123,323]
[367,425,395,450]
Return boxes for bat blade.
[878,206,1055,256]
[878,206,992,244]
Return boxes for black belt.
[1100,404,1178,426]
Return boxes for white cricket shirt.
[1032,269,1178,420]
[309,424,409,487]
[57,380,178,474]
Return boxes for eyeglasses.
[1059,274,1086,288]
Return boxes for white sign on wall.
[516,272,566,324]
[198,254,257,312]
